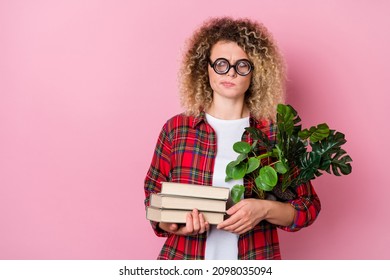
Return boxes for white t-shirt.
[204,113,249,260]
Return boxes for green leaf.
[298,152,321,182]
[229,162,247,180]
[318,154,332,171]
[259,166,278,187]
[274,161,288,174]
[275,104,304,173]
[255,176,274,191]
[231,184,245,203]
[245,127,271,150]
[328,149,353,176]
[225,153,248,181]
[299,123,330,142]
[226,153,246,172]
[245,127,261,140]
[251,140,258,151]
[236,153,247,162]
[233,141,251,154]
[286,134,307,160]
[246,157,260,174]
[298,129,311,141]
[277,104,298,136]
[225,161,236,179]
[311,130,347,156]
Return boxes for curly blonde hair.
[179,17,286,121]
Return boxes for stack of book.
[146,182,230,225]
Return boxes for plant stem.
[256,152,273,161]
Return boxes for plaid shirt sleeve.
[278,180,321,232]
[144,123,172,237]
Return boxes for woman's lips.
[221,81,236,87]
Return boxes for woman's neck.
[205,98,249,120]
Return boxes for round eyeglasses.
[209,58,253,76]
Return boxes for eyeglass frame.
[208,57,254,76]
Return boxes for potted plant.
[225,104,353,203]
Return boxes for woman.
[144,17,321,260]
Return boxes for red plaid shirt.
[144,112,321,260]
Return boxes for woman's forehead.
[210,41,249,59]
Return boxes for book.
[160,182,230,200]
[146,206,225,225]
[150,193,226,213]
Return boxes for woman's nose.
[226,66,237,77]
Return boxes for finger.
[159,222,177,233]
[221,219,243,233]
[169,223,179,232]
[220,213,251,232]
[192,209,200,233]
[231,223,251,235]
[226,201,243,215]
[217,212,242,229]
[198,213,206,234]
[205,221,210,232]
[184,212,194,235]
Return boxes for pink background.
[1,0,389,259]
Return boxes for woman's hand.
[217,198,267,235]
[158,209,210,236]
[217,198,296,235]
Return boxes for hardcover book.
[150,193,226,213]
[160,182,230,200]
[146,207,225,225]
